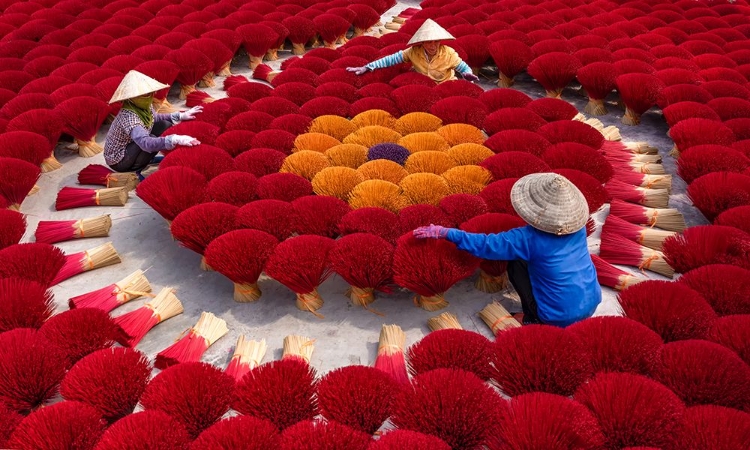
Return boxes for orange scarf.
[403,44,462,83]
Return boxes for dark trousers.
[507,260,542,325]
[110,120,172,173]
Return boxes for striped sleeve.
[455,60,472,74]
[365,51,406,70]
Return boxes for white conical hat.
[510,173,589,235]
[108,70,170,104]
[407,19,455,46]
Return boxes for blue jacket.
[446,225,601,327]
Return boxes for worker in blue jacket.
[414,173,601,327]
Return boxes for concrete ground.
[18,2,707,376]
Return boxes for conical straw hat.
[407,19,455,46]
[108,70,170,104]
[510,173,589,235]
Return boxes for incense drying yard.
[0,0,749,448]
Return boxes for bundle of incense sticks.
[51,242,122,285]
[609,199,686,232]
[599,232,675,278]
[605,179,670,208]
[35,214,112,244]
[114,287,184,347]
[602,126,621,141]
[622,142,659,154]
[612,161,666,175]
[154,312,229,369]
[282,334,315,365]
[55,186,128,210]
[610,149,662,161]
[225,335,267,382]
[479,301,521,335]
[374,324,409,385]
[602,214,678,251]
[68,269,151,311]
[590,254,644,291]
[612,172,672,192]
[78,164,139,191]
[427,312,463,331]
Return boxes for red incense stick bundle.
[374,324,409,385]
[612,171,672,192]
[55,96,109,157]
[225,335,267,382]
[600,231,674,278]
[155,312,228,370]
[68,269,151,312]
[77,164,138,191]
[605,179,669,209]
[609,199,686,232]
[329,233,394,309]
[204,229,279,303]
[590,254,644,291]
[602,214,677,251]
[0,157,41,211]
[113,287,184,347]
[264,235,335,316]
[35,214,112,244]
[55,186,128,211]
[51,242,122,286]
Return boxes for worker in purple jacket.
[414,173,601,327]
[104,70,202,174]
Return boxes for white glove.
[166,135,201,149]
[179,106,203,121]
[346,66,370,76]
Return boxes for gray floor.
[18,2,707,376]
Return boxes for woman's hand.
[413,224,449,239]
[167,135,201,147]
[179,106,203,121]
[346,66,370,76]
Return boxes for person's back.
[523,226,600,326]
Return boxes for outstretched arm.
[366,51,406,70]
[445,227,531,261]
[414,225,531,261]
[347,51,406,75]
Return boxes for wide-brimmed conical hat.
[108,70,170,104]
[510,173,589,235]
[407,19,455,46]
